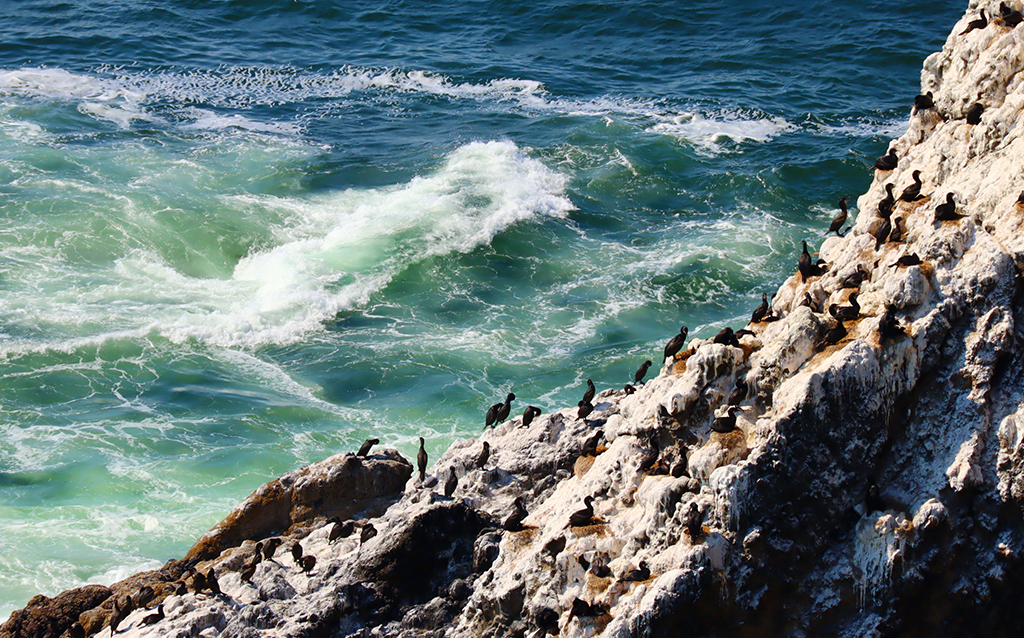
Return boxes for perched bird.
[935,193,964,221]
[581,430,603,456]
[820,321,848,348]
[960,10,987,35]
[1000,2,1024,27]
[879,305,907,343]
[577,399,594,422]
[444,468,458,498]
[174,581,187,596]
[899,170,923,202]
[484,402,503,428]
[568,598,607,619]
[711,406,741,433]
[966,102,984,125]
[329,519,355,543]
[134,585,155,610]
[713,327,740,347]
[634,360,653,384]
[109,596,130,634]
[534,607,560,635]
[590,561,612,578]
[240,561,258,583]
[140,604,164,627]
[299,555,316,574]
[291,541,303,564]
[874,216,892,251]
[913,91,934,114]
[829,293,860,323]
[873,147,899,171]
[826,198,848,236]
[798,241,824,281]
[417,436,428,482]
[619,560,651,582]
[683,502,703,540]
[206,569,221,595]
[495,392,516,423]
[262,537,281,562]
[582,379,596,405]
[69,624,86,638]
[728,377,748,405]
[888,216,906,243]
[360,523,377,545]
[877,183,896,218]
[623,383,636,395]
[841,266,869,289]
[502,496,528,532]
[891,253,922,268]
[663,326,689,360]
[357,438,379,457]
[751,293,770,323]
[800,292,823,313]
[569,495,596,527]
[477,441,490,468]
[521,405,541,428]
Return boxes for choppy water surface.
[0,0,963,613]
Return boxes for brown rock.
[0,584,110,638]
[185,449,412,561]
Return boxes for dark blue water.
[0,0,964,614]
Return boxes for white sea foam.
[648,112,796,153]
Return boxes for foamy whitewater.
[0,0,963,615]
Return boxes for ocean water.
[0,0,963,614]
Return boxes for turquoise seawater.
[0,0,963,614]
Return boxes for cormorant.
[300,555,316,574]
[485,402,502,428]
[291,541,303,564]
[841,265,869,289]
[477,441,490,468]
[634,360,653,384]
[899,170,923,202]
[878,183,896,218]
[663,326,689,360]
[417,436,428,482]
[711,406,741,433]
[820,321,848,347]
[728,378,748,405]
[577,400,594,422]
[495,393,516,423]
[888,216,905,243]
[502,496,527,531]
[960,10,987,35]
[891,253,922,268]
[619,560,650,582]
[569,495,595,527]
[798,241,824,281]
[582,379,596,405]
[874,216,892,251]
[521,405,541,428]
[913,91,934,114]
[262,537,281,562]
[329,519,355,543]
[444,468,457,497]
[140,604,164,627]
[829,293,860,323]
[966,102,984,125]
[360,523,377,545]
[873,147,898,171]
[827,197,848,236]
[713,327,740,347]
[879,305,907,343]
[751,293,770,323]
[357,438,379,457]
[109,597,130,634]
[1001,2,1024,27]
[935,193,964,221]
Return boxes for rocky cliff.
[7,1,1024,636]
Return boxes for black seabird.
[683,502,703,540]
[582,379,596,405]
[751,293,770,323]
[874,216,892,251]
[820,321,848,348]
[873,147,898,171]
[357,438,379,457]
[841,265,869,289]
[69,624,86,638]
[534,607,559,635]
[485,402,502,428]
[300,555,316,574]
[1000,2,1024,27]
[495,392,516,423]
[798,241,824,281]
[899,170,923,202]
[444,468,457,497]
[569,598,607,620]
[262,537,281,562]
[569,495,595,527]
[663,326,689,360]
[360,523,377,545]
[581,430,603,456]
[619,560,650,582]
[634,360,653,384]
[329,519,355,543]
[891,253,922,268]
[477,441,490,468]
[417,436,428,482]
[206,569,221,595]
[877,183,896,218]
[109,596,130,634]
[728,377,748,405]
[713,327,740,347]
[913,91,934,114]
[935,193,964,221]
[829,293,860,323]
[800,291,823,313]
[521,405,541,428]
[623,383,636,395]
[711,406,741,433]
[966,102,984,125]
[291,541,303,564]
[502,496,528,531]
[827,198,848,236]
[960,10,987,35]
[879,305,907,343]
[577,399,594,422]
[134,585,155,609]
[590,561,612,578]
[140,604,164,627]
[888,216,905,243]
